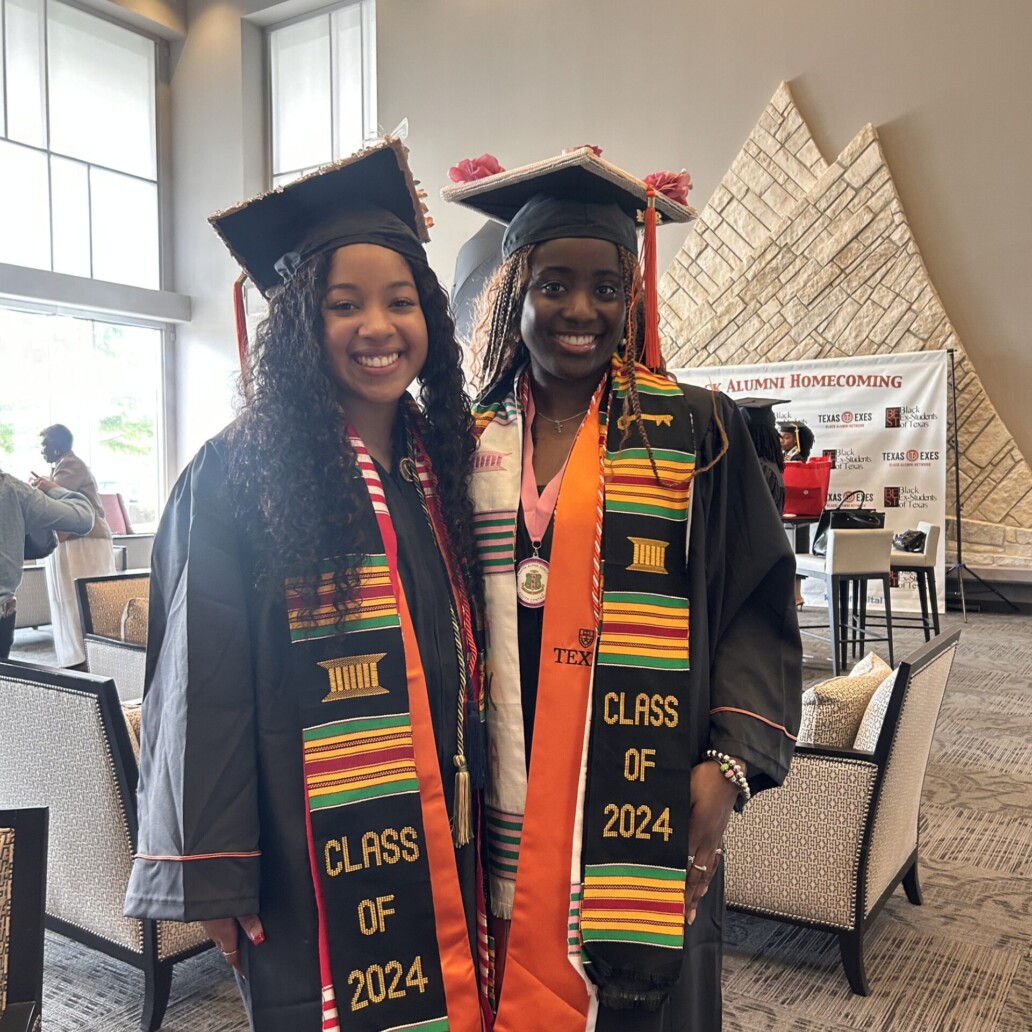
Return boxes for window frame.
[266,0,377,186]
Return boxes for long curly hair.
[225,249,481,619]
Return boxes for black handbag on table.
[24,526,59,561]
[811,490,885,557]
[893,529,927,553]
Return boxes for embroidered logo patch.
[473,450,508,473]
[627,537,669,574]
[318,653,389,702]
[579,627,597,649]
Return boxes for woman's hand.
[685,760,741,925]
[201,915,265,977]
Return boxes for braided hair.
[472,243,726,480]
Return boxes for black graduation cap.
[441,146,695,369]
[440,146,694,260]
[735,396,790,432]
[209,138,430,297]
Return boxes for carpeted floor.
[10,610,1032,1031]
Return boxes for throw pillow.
[849,652,892,679]
[853,668,899,751]
[798,670,889,747]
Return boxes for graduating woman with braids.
[443,147,801,1031]
[126,142,490,1032]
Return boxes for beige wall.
[375,0,1031,464]
[166,0,1031,469]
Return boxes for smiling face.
[519,237,626,402]
[321,244,429,414]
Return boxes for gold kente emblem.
[616,412,674,431]
[318,653,389,702]
[628,537,668,574]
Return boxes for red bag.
[783,456,832,517]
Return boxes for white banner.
[672,351,948,612]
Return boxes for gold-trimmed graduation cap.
[209,138,430,298]
[441,146,695,369]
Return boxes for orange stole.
[493,394,603,1030]
[396,582,485,1031]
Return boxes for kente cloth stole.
[472,362,696,1025]
[285,425,484,1032]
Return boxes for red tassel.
[233,274,250,393]
[641,186,662,371]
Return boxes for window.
[0,0,159,289]
[269,0,376,186]
[0,306,165,530]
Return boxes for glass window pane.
[89,168,159,289]
[362,0,377,141]
[50,155,91,278]
[270,15,331,175]
[4,0,47,148]
[332,4,363,158]
[0,140,50,269]
[47,0,156,179]
[0,306,163,531]
[0,6,6,138]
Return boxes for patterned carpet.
[11,611,1032,1031]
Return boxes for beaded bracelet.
[704,749,752,804]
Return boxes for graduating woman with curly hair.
[127,141,490,1032]
[443,148,801,1031]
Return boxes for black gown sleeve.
[125,436,262,921]
[691,390,802,794]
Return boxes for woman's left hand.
[685,759,740,925]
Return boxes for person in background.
[443,146,800,1031]
[125,140,489,1032]
[0,465,94,659]
[30,424,114,667]
[779,419,814,462]
[736,397,789,514]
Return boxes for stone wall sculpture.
[660,82,1032,575]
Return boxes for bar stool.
[796,528,895,675]
[890,521,941,641]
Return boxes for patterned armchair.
[724,630,961,994]
[0,662,211,1031]
[0,807,47,1032]
[75,572,150,702]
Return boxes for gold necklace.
[536,407,588,434]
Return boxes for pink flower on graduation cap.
[448,154,505,183]
[643,170,693,206]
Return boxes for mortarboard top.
[736,397,790,432]
[440,146,695,260]
[735,397,791,411]
[209,138,430,298]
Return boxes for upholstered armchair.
[0,807,47,1032]
[75,572,150,702]
[723,630,961,994]
[0,662,211,1031]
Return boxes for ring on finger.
[691,862,707,873]
[221,948,239,957]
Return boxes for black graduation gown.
[514,386,802,1031]
[125,431,477,1031]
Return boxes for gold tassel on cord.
[452,753,472,847]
